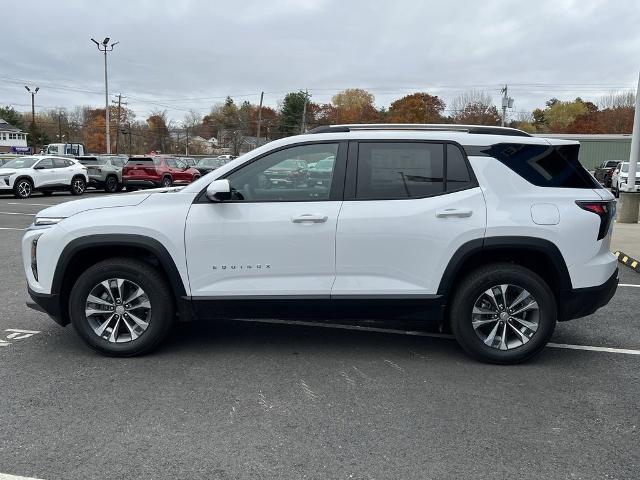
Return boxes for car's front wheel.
[13,178,33,198]
[68,258,174,356]
[450,263,556,364]
[70,176,86,195]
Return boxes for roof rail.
[307,124,531,137]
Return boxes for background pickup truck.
[593,160,621,187]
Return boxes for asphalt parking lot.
[0,191,638,480]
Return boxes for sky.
[1,0,639,123]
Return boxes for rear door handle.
[291,214,328,223]
[436,209,473,218]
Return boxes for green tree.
[0,106,25,129]
[280,91,309,135]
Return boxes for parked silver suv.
[76,155,127,193]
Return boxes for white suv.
[0,155,88,198]
[22,125,618,363]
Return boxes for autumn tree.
[451,91,501,125]
[146,110,170,153]
[387,92,445,123]
[331,88,379,124]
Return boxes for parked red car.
[122,156,201,190]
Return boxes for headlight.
[34,217,66,226]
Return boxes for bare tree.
[450,90,501,125]
[598,91,635,110]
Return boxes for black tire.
[449,263,557,364]
[68,258,174,356]
[13,178,33,198]
[191,175,200,183]
[70,176,86,196]
[116,183,124,192]
[104,175,119,193]
[161,176,172,188]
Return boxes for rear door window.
[355,143,444,199]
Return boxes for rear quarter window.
[476,143,599,189]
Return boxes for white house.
[0,118,29,153]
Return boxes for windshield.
[314,158,335,169]
[273,159,299,169]
[621,164,629,173]
[197,158,223,167]
[1,157,39,169]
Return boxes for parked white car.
[611,162,640,197]
[23,125,618,363]
[0,155,88,198]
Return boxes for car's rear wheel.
[450,263,556,364]
[104,175,119,193]
[192,174,200,183]
[13,178,33,198]
[68,258,174,356]
[70,176,86,195]
[161,176,172,188]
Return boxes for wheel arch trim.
[52,234,188,299]
[437,236,572,297]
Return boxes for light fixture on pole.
[91,37,119,154]
[24,85,39,125]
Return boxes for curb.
[613,251,640,273]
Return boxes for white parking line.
[547,343,640,355]
[0,473,44,480]
[619,284,640,288]
[0,227,26,231]
[6,202,51,207]
[235,318,640,356]
[0,212,35,216]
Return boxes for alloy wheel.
[73,178,85,194]
[17,181,32,198]
[84,278,151,343]
[471,284,540,350]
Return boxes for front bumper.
[27,286,67,326]
[559,268,618,321]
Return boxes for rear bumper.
[559,268,618,321]
[27,286,67,326]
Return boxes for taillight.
[576,201,616,241]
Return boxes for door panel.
[185,141,345,298]
[185,201,341,296]
[333,188,486,295]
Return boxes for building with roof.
[0,118,29,154]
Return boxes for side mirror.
[206,179,231,202]
[33,165,44,170]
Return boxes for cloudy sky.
[2,0,639,123]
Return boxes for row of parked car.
[593,160,640,197]
[0,154,237,198]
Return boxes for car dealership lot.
[0,192,638,480]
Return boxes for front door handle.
[436,209,473,218]
[291,214,328,224]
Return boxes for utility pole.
[256,91,264,143]
[112,93,126,154]
[58,113,62,139]
[24,86,39,125]
[618,71,640,223]
[128,122,132,155]
[91,37,119,153]
[300,90,309,134]
[256,92,264,147]
[185,127,190,156]
[500,85,514,127]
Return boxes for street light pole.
[91,37,119,154]
[24,86,39,125]
[618,71,640,223]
